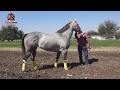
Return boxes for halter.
[72,19,81,32]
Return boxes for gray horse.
[21,19,81,71]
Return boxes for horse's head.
[70,19,81,32]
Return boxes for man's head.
[79,30,82,33]
[77,28,82,34]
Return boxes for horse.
[21,19,81,71]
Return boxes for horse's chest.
[60,40,70,48]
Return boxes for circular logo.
[7,13,15,21]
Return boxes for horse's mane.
[56,22,71,33]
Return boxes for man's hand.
[87,47,91,51]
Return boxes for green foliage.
[70,38,77,46]
[115,32,120,40]
[70,38,120,48]
[0,25,24,41]
[0,41,21,48]
[89,38,120,47]
[18,30,24,39]
[0,38,120,49]
[98,20,120,39]
[87,30,98,36]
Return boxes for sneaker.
[86,64,91,66]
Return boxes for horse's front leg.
[54,51,61,68]
[61,49,68,70]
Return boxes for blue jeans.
[78,44,89,64]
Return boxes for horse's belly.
[39,44,60,52]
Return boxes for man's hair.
[78,30,82,34]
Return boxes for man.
[75,29,91,66]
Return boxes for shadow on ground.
[89,58,98,64]
[39,58,98,70]
[39,63,63,70]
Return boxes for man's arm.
[85,33,90,50]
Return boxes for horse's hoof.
[64,68,69,70]
[22,70,26,72]
[54,63,58,68]
[34,66,37,70]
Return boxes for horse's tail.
[21,34,28,55]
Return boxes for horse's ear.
[72,19,77,22]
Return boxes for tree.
[0,24,24,41]
[115,31,120,40]
[0,25,8,41]
[87,30,98,36]
[17,30,24,40]
[98,20,120,39]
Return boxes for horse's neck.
[62,27,73,39]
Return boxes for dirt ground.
[0,49,120,79]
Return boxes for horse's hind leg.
[22,51,31,71]
[54,51,61,68]
[31,48,37,70]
